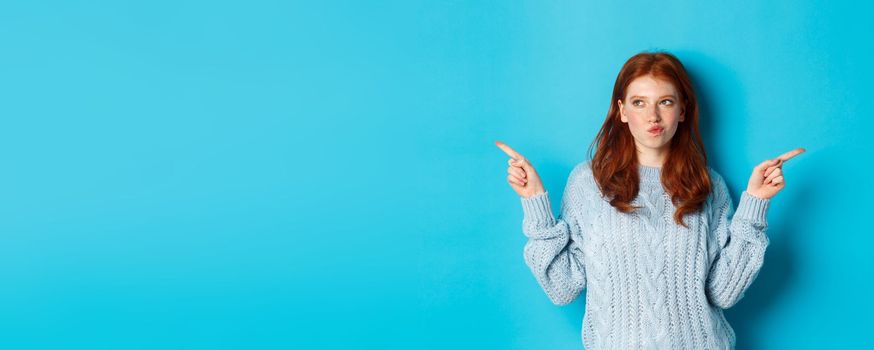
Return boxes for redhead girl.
[496,51,803,349]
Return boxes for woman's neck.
[636,149,668,168]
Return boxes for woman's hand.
[495,140,546,198]
[746,148,806,200]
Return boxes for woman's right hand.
[495,140,546,198]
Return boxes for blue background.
[1,1,870,349]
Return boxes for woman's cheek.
[628,113,645,129]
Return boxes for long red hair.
[586,51,711,228]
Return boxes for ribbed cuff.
[520,191,555,227]
[735,191,770,224]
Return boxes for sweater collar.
[638,164,662,183]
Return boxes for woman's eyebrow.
[630,94,677,99]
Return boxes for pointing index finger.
[774,148,806,163]
[495,140,524,160]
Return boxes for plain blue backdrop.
[1,1,871,349]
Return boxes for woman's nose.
[648,107,661,121]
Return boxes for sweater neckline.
[639,164,661,183]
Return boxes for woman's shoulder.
[706,166,724,186]
[566,160,599,194]
[705,166,731,203]
[569,159,595,180]
[561,161,602,214]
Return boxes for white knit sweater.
[520,160,770,349]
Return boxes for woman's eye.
[660,99,674,106]
[632,100,644,106]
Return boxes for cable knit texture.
[520,160,769,350]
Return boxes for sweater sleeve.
[704,175,771,309]
[519,168,587,306]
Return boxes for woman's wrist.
[745,188,772,200]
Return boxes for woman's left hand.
[746,148,806,200]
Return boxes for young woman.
[495,51,804,349]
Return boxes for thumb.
[512,158,534,171]
[755,158,779,173]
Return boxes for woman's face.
[617,74,685,153]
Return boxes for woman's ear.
[618,99,627,122]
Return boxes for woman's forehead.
[626,75,679,97]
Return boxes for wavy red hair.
[586,51,711,228]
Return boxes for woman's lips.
[648,127,664,135]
